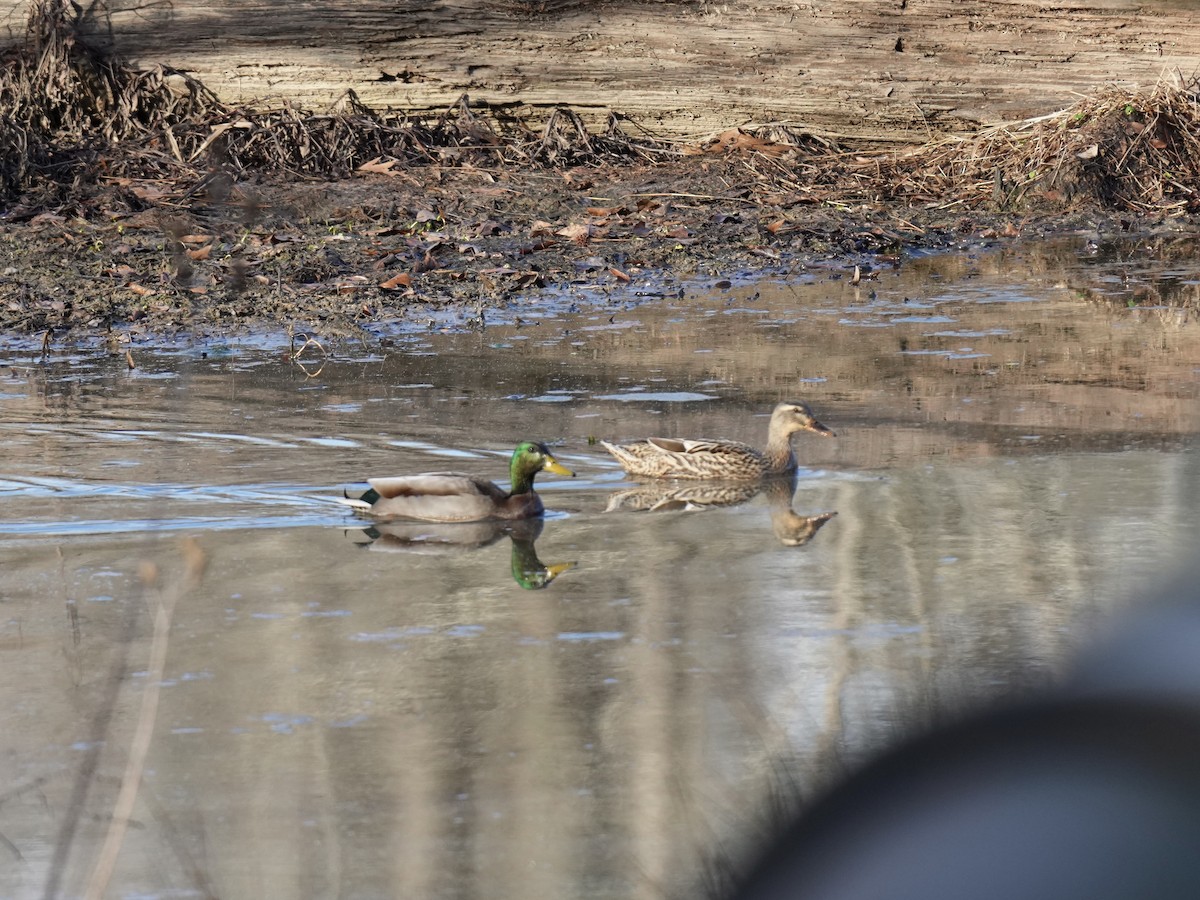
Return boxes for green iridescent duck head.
[509,441,574,494]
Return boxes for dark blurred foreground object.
[733,578,1200,900]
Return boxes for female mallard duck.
[341,441,574,522]
[600,401,834,480]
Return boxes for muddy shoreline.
[4,11,1199,350]
[0,156,1171,349]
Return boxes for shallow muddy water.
[1,240,1199,899]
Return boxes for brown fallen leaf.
[556,223,592,245]
[412,250,439,274]
[687,128,788,157]
[128,283,155,296]
[186,244,213,261]
[608,267,631,283]
[475,219,506,237]
[357,157,401,176]
[336,276,370,294]
[562,170,595,190]
[125,350,136,370]
[530,220,556,237]
[586,205,627,217]
[519,239,557,256]
[129,184,170,203]
[381,272,413,290]
[636,197,670,214]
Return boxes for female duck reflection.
[346,517,574,590]
[605,476,837,548]
[600,402,837,547]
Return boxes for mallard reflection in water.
[761,478,838,547]
[346,517,575,590]
[341,440,574,522]
[601,401,834,481]
[605,476,836,548]
[605,482,762,513]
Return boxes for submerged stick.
[82,539,207,900]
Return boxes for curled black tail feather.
[344,485,381,506]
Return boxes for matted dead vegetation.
[0,2,665,206]
[4,1,1200,214]
[1,2,1199,339]
[837,80,1200,213]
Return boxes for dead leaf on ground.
[186,244,213,261]
[128,283,155,296]
[520,239,557,256]
[29,213,66,228]
[129,184,170,203]
[474,220,506,236]
[586,205,627,217]
[381,272,413,290]
[562,170,595,190]
[608,266,632,282]
[479,268,545,291]
[635,197,670,215]
[357,157,401,176]
[530,220,556,237]
[412,250,440,274]
[557,223,592,245]
[687,128,790,157]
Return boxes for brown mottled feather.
[601,401,834,480]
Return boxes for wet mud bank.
[1,162,1189,349]
[3,8,1200,346]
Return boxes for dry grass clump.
[837,77,1200,213]
[3,1,1200,218]
[0,2,221,196]
[0,2,662,202]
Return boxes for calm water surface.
[1,241,1198,898]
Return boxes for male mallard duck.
[341,441,574,522]
[600,401,834,480]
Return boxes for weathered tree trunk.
[3,1,1199,140]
